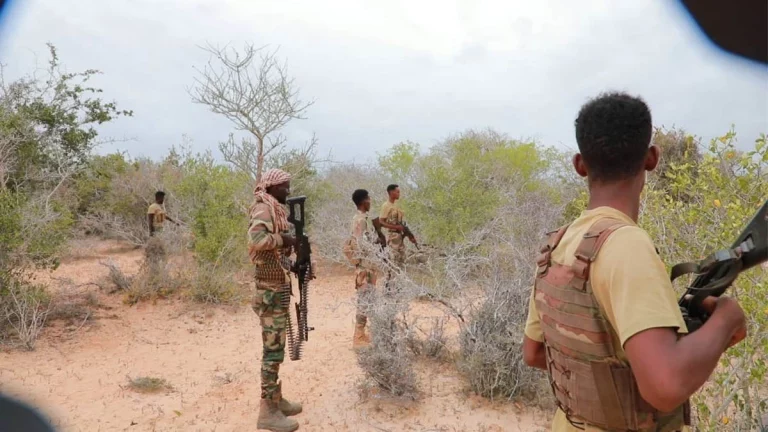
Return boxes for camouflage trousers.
[386,232,406,267]
[252,280,289,400]
[355,265,377,325]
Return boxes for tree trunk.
[256,136,265,183]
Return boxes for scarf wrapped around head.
[250,168,292,233]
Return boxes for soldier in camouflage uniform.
[247,168,302,432]
[378,184,416,290]
[344,189,380,349]
[523,92,747,432]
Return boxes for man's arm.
[378,220,403,231]
[522,286,547,370]
[624,297,745,412]
[523,336,547,370]
[378,205,404,231]
[148,213,155,235]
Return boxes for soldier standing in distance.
[523,92,747,431]
[344,189,379,349]
[147,191,178,236]
[247,168,302,432]
[378,184,416,290]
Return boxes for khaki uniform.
[349,210,378,325]
[248,201,291,401]
[525,206,690,432]
[147,202,166,231]
[379,201,406,266]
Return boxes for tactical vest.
[534,218,690,431]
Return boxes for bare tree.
[190,42,314,181]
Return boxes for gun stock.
[675,199,768,332]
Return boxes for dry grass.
[100,259,133,293]
[0,279,53,351]
[356,286,420,400]
[187,263,243,305]
[126,376,174,394]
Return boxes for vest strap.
[571,218,628,290]
[538,224,570,276]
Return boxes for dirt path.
[0,240,550,432]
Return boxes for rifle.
[372,217,419,250]
[401,221,420,250]
[285,195,315,360]
[673,199,768,333]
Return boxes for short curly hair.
[575,91,653,182]
[352,189,369,207]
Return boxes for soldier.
[522,92,747,431]
[247,168,302,432]
[147,191,177,237]
[343,189,379,349]
[378,184,416,290]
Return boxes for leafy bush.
[377,129,555,248]
[0,44,128,349]
[187,262,242,304]
[175,150,250,266]
[640,130,767,431]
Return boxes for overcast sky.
[0,0,765,165]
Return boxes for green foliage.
[378,141,420,186]
[0,43,128,349]
[2,44,132,190]
[187,262,241,304]
[0,190,73,270]
[0,43,127,267]
[377,130,556,248]
[0,190,23,260]
[176,151,250,265]
[72,153,132,214]
[640,128,767,431]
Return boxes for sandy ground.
[0,240,551,432]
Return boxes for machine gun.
[285,196,314,360]
[673,199,768,333]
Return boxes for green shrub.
[640,130,767,431]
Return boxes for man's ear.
[645,145,660,171]
[573,153,588,178]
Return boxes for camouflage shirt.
[248,202,289,283]
[352,210,375,247]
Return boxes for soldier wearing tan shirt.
[523,92,746,432]
[147,191,177,236]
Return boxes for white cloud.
[0,0,764,164]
